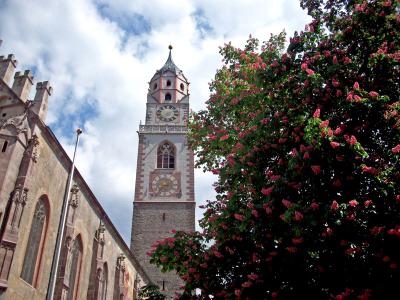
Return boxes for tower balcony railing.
[139,124,188,133]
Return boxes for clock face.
[151,174,179,197]
[156,105,178,122]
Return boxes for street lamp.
[46,128,82,300]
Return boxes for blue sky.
[0,0,310,243]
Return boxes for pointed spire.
[157,45,182,75]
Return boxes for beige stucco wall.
[0,108,148,299]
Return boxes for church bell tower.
[131,46,195,297]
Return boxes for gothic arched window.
[67,236,83,300]
[157,142,175,169]
[21,196,49,286]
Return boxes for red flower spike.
[334,127,343,135]
[247,274,258,281]
[251,209,259,218]
[319,120,329,128]
[349,199,359,207]
[294,211,304,221]
[306,68,315,76]
[234,214,245,221]
[311,165,321,175]
[211,169,220,174]
[371,226,384,235]
[332,78,340,87]
[313,108,321,118]
[369,91,379,97]
[261,187,274,196]
[220,134,229,141]
[282,199,292,208]
[242,281,252,288]
[392,144,400,153]
[361,166,378,175]
[349,135,357,145]
[326,227,333,236]
[343,57,352,64]
[292,237,304,244]
[214,251,223,258]
[383,0,392,7]
[353,82,360,90]
[364,200,373,207]
[330,141,340,149]
[331,200,339,210]
[310,202,319,210]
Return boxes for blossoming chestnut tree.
[149,0,400,299]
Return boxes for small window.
[162,280,165,291]
[162,213,166,222]
[180,83,184,91]
[2,113,6,117]
[1,141,8,153]
[166,80,171,87]
[153,83,158,90]
[165,93,172,101]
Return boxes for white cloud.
[0,0,310,242]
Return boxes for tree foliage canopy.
[150,0,400,299]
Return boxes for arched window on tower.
[67,236,83,300]
[157,142,175,169]
[164,93,172,102]
[21,196,49,286]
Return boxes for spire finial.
[157,45,182,75]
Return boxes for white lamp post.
[46,128,82,300]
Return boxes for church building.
[131,46,196,298]
[0,41,195,299]
[0,43,155,298]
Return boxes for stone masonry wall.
[131,201,195,297]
